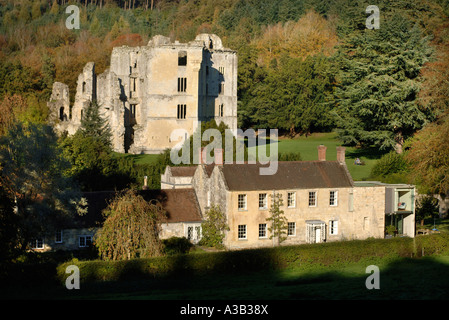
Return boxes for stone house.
[48,34,237,154]
[31,189,203,252]
[162,145,416,249]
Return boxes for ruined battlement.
[48,33,238,154]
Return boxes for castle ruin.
[48,34,238,154]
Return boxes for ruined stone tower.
[48,34,238,154]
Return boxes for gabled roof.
[219,161,354,191]
[72,188,202,228]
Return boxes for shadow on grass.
[345,146,388,160]
[4,254,449,300]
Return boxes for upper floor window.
[287,192,296,208]
[308,191,317,207]
[238,194,247,211]
[219,66,225,75]
[178,51,187,66]
[330,190,338,206]
[259,193,267,210]
[177,104,186,119]
[178,77,187,92]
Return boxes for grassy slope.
[122,132,384,181]
[7,254,449,300]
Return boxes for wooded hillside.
[0,0,448,144]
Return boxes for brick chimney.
[317,145,327,161]
[214,148,223,166]
[198,147,207,164]
[336,146,346,165]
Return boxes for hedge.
[56,233,449,285]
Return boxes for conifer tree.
[79,99,112,149]
[333,14,433,153]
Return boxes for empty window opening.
[177,104,186,119]
[177,77,187,92]
[178,51,187,66]
[59,107,65,121]
[219,66,225,75]
[130,104,137,122]
[218,82,224,95]
[219,104,224,117]
[132,78,136,91]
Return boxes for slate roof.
[72,188,202,228]
[169,166,197,177]
[219,161,354,191]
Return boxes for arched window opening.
[59,107,65,121]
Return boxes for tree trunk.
[394,131,404,154]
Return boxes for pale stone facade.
[48,34,238,154]
[184,146,416,250]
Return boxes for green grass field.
[6,252,449,300]
[118,132,385,181]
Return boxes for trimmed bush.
[55,235,449,285]
[162,237,193,255]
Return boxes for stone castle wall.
[48,34,238,154]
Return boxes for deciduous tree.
[266,192,288,246]
[95,189,166,260]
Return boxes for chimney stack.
[198,147,207,164]
[214,148,223,166]
[142,175,149,190]
[336,146,346,165]
[317,145,327,161]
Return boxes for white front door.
[315,227,321,243]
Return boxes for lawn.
[6,253,449,301]
[115,132,385,181]
[250,131,385,181]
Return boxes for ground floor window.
[55,230,63,243]
[238,225,247,240]
[30,238,44,249]
[186,224,202,243]
[329,220,338,235]
[259,223,267,238]
[287,222,296,236]
[79,235,92,248]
